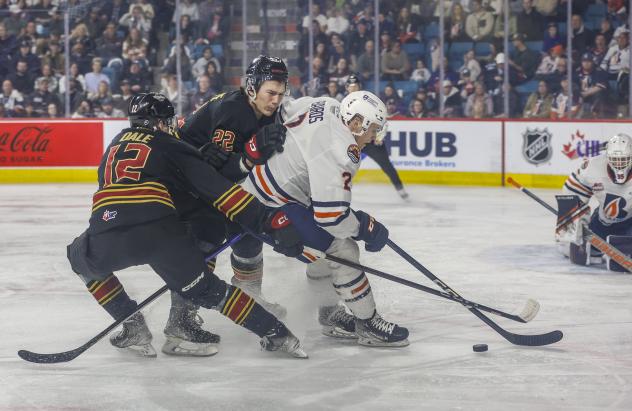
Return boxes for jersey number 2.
[342,172,352,191]
[104,143,151,186]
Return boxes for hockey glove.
[244,123,287,165]
[265,210,304,257]
[199,142,231,170]
[353,210,389,252]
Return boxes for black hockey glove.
[244,123,287,165]
[352,210,389,252]
[199,142,231,170]
[264,210,304,257]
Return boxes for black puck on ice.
[473,344,488,352]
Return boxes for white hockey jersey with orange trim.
[563,154,632,224]
[241,96,362,238]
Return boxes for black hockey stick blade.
[471,308,563,346]
[18,347,88,364]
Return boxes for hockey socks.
[218,284,280,338]
[333,272,375,320]
[85,274,138,320]
[231,251,263,284]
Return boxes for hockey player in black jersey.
[165,55,290,355]
[66,93,307,359]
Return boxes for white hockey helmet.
[607,133,632,183]
[340,91,388,142]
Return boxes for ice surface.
[2,183,632,411]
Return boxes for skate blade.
[321,326,358,340]
[161,337,219,357]
[288,347,309,359]
[357,337,410,348]
[119,343,158,358]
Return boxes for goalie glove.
[555,195,590,246]
[244,123,287,166]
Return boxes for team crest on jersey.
[604,193,628,220]
[102,210,117,222]
[347,144,360,163]
[522,128,552,165]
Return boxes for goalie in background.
[557,133,632,271]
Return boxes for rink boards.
[1,118,631,187]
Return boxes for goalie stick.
[17,234,244,364]
[507,177,632,273]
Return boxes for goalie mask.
[340,91,388,142]
[607,133,632,184]
[245,55,289,101]
[128,93,176,134]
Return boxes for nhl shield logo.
[522,128,552,164]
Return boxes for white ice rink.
[2,182,632,411]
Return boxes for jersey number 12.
[103,143,152,186]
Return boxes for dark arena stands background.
[1,0,630,120]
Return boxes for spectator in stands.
[40,40,65,75]
[119,5,152,40]
[122,27,149,61]
[576,52,608,118]
[396,7,419,44]
[326,8,349,36]
[601,27,629,80]
[606,0,627,27]
[71,99,96,118]
[408,98,428,118]
[121,60,150,93]
[97,97,125,118]
[169,13,197,43]
[202,61,223,92]
[329,58,351,88]
[385,97,402,117]
[3,6,25,35]
[376,12,396,39]
[381,83,402,109]
[59,62,86,95]
[64,78,85,114]
[509,33,541,83]
[571,14,593,57]
[160,74,188,114]
[459,49,481,82]
[23,101,37,118]
[129,0,155,21]
[516,0,544,41]
[69,42,91,75]
[0,23,17,76]
[20,21,41,50]
[81,7,107,44]
[442,79,463,117]
[103,0,129,26]
[355,40,375,83]
[381,41,411,81]
[551,78,581,119]
[379,31,393,55]
[113,79,133,112]
[84,58,110,94]
[523,80,553,118]
[190,74,215,110]
[348,18,371,57]
[96,23,124,63]
[543,22,563,53]
[323,80,344,102]
[535,45,564,81]
[597,18,614,46]
[414,87,436,115]
[1,79,24,117]
[192,47,215,78]
[46,103,61,118]
[303,3,327,30]
[69,23,95,56]
[465,0,494,42]
[8,60,35,94]
[88,80,113,107]
[14,40,40,76]
[534,0,558,17]
[35,64,59,94]
[328,40,347,73]
[458,68,476,100]
[205,4,228,45]
[28,77,60,117]
[464,81,494,118]
[492,3,517,42]
[427,57,460,92]
[410,59,431,85]
[591,33,609,67]
[446,3,467,43]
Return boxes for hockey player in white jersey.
[241,91,409,347]
[557,133,632,270]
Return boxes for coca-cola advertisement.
[0,122,103,166]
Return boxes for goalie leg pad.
[606,235,632,272]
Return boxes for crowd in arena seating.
[0,0,630,119]
[297,0,631,119]
[0,0,228,118]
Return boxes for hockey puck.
[473,344,488,352]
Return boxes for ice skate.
[318,304,357,339]
[232,277,287,319]
[355,311,409,347]
[260,324,308,359]
[109,312,157,357]
[162,303,220,357]
[396,187,410,201]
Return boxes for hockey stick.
[507,177,632,273]
[384,240,562,346]
[17,233,244,364]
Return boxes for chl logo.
[604,193,628,220]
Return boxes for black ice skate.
[109,312,157,357]
[162,304,220,357]
[355,311,409,347]
[260,323,308,359]
[318,305,357,339]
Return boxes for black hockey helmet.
[346,74,361,87]
[245,55,289,96]
[128,92,176,131]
